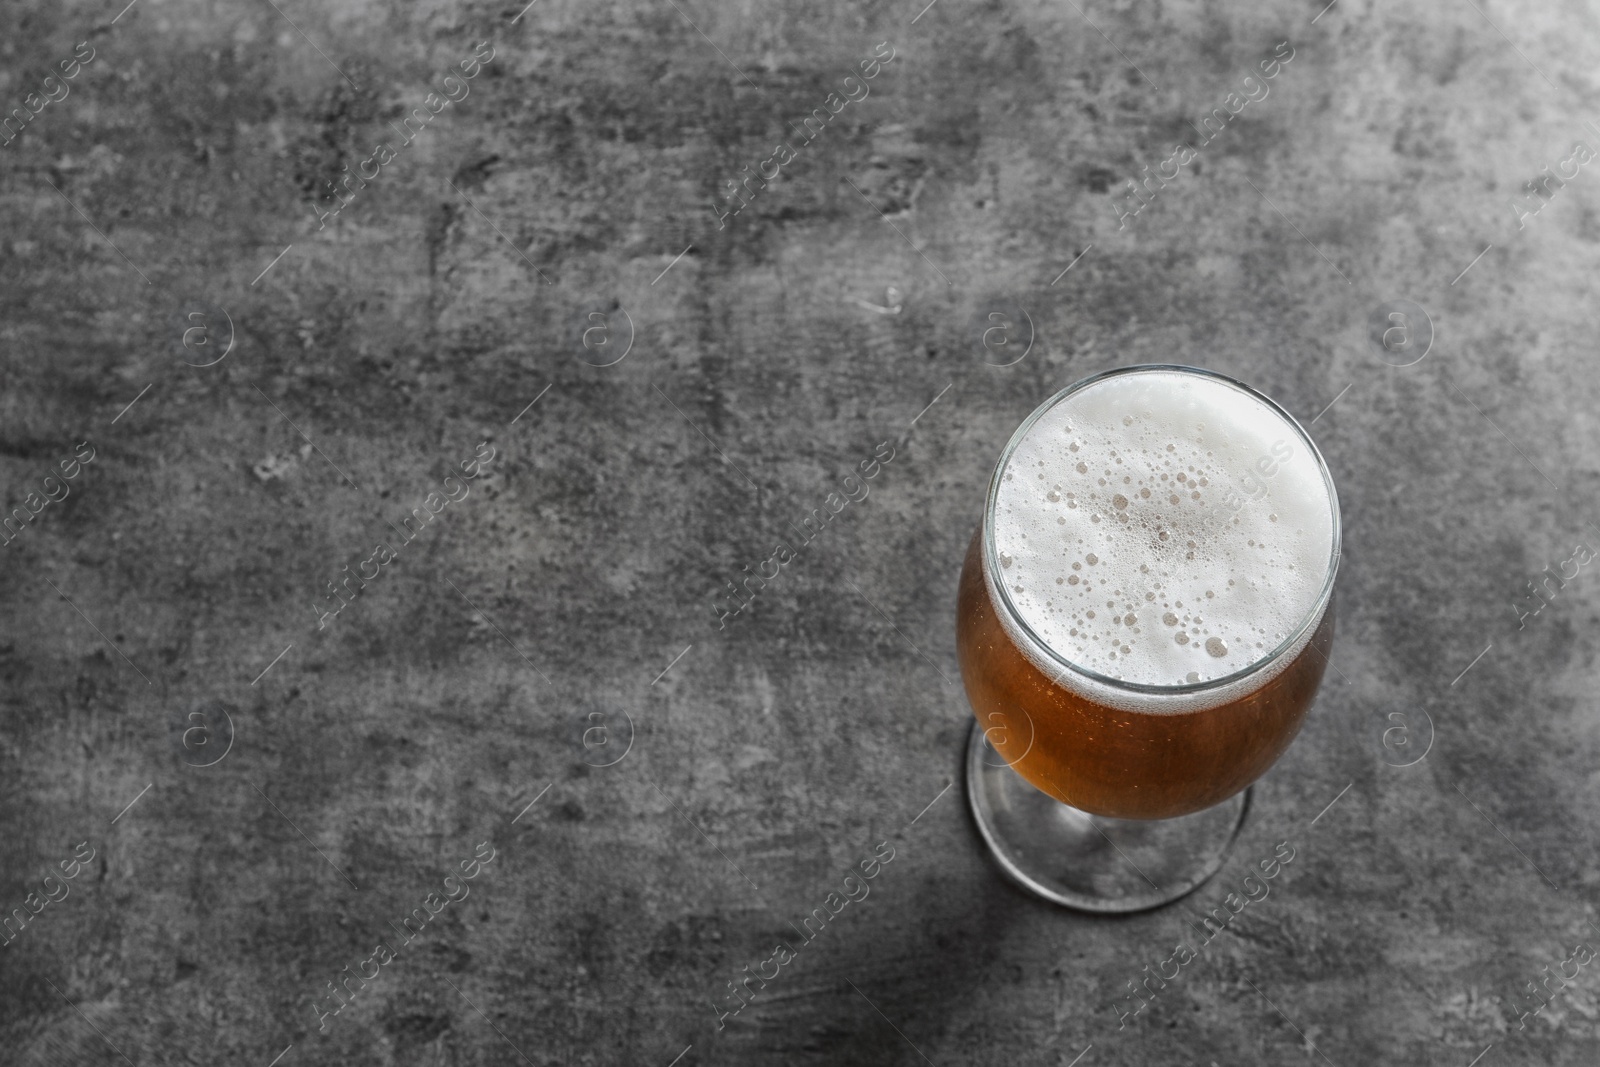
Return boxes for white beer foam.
[987,369,1336,710]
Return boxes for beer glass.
[958,365,1338,912]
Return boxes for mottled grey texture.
[2,0,1599,1064]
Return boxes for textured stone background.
[3,0,1600,1064]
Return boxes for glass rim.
[981,363,1342,696]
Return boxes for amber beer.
[957,366,1339,820]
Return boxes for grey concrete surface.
[3,0,1600,1064]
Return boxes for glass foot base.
[965,721,1249,913]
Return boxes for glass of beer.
[958,365,1338,912]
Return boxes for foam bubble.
[987,369,1336,704]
